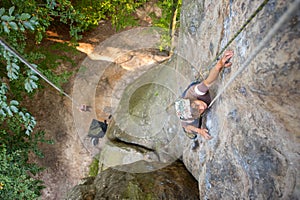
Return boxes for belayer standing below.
[175,50,234,140]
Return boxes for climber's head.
[190,99,207,117]
[175,98,207,121]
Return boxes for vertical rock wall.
[179,0,299,199]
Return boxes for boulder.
[65,161,199,200]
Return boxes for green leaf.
[31,63,38,68]
[9,21,18,30]
[29,80,38,89]
[10,105,19,113]
[19,111,25,120]
[10,100,19,106]
[30,17,39,26]
[24,81,32,93]
[18,22,25,31]
[9,6,15,16]
[1,15,9,21]
[3,106,12,116]
[12,62,20,70]
[24,77,38,92]
[23,21,34,31]
[1,15,15,21]
[0,84,8,94]
[25,112,31,118]
[0,8,5,17]
[30,75,39,81]
[6,107,13,116]
[0,109,6,117]
[7,62,19,80]
[25,129,30,135]
[19,13,31,20]
[1,22,10,34]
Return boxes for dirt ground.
[26,21,118,200]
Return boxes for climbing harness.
[0,38,87,111]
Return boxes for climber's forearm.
[203,63,223,87]
[203,50,234,87]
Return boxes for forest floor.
[25,12,163,199]
[26,21,118,200]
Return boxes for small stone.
[239,87,247,96]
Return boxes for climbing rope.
[208,0,300,108]
[196,0,270,78]
[166,0,272,112]
[169,0,272,113]
[0,38,82,109]
[0,37,94,155]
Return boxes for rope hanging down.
[0,38,81,108]
[208,0,300,108]
[196,0,270,80]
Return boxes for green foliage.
[1,0,84,42]
[41,69,73,90]
[0,116,53,199]
[152,0,182,29]
[0,108,53,198]
[32,42,77,90]
[0,148,44,199]
[1,116,53,159]
[0,6,38,34]
[0,2,58,199]
[0,83,36,135]
[73,0,147,31]
[0,5,40,97]
[88,157,99,177]
[36,42,78,70]
[159,33,171,52]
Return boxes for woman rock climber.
[175,50,234,140]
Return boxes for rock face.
[65,161,199,200]
[179,0,300,199]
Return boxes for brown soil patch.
[26,21,117,200]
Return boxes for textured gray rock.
[97,58,189,173]
[65,161,199,200]
[179,0,300,199]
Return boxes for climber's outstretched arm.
[203,50,234,87]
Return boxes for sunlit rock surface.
[179,0,299,199]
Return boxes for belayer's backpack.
[87,119,108,145]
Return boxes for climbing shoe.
[191,139,200,150]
